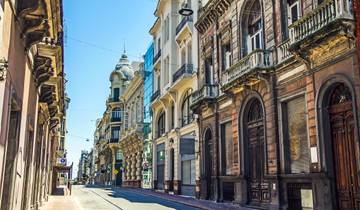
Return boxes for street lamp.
[179,3,193,16]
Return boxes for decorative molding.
[0,58,8,81]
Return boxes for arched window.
[157,112,165,138]
[241,0,263,56]
[182,90,193,126]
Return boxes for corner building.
[150,0,200,197]
[192,0,359,209]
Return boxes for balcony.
[110,138,119,144]
[191,84,219,111]
[221,49,273,91]
[151,89,160,102]
[173,64,194,84]
[153,50,161,65]
[176,16,193,42]
[289,0,354,46]
[110,117,121,123]
[276,40,293,64]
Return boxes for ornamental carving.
[34,55,53,87]
[17,0,49,49]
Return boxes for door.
[170,148,174,191]
[204,129,213,199]
[246,99,269,204]
[329,84,360,210]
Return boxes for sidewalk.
[114,187,254,210]
[40,196,80,210]
[40,187,80,210]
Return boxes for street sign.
[60,158,66,164]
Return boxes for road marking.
[87,189,124,210]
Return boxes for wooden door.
[246,99,269,204]
[204,129,213,199]
[329,84,360,210]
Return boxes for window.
[221,121,234,175]
[222,43,231,71]
[164,57,170,85]
[157,112,165,137]
[288,0,300,25]
[187,44,192,64]
[205,56,213,85]
[111,108,122,121]
[282,96,310,173]
[181,90,193,126]
[171,102,175,129]
[116,150,122,161]
[182,157,196,185]
[242,0,263,55]
[165,16,170,42]
[111,127,120,141]
[113,88,120,102]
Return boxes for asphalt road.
[72,185,200,210]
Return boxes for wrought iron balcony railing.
[191,84,219,108]
[176,16,193,35]
[153,50,161,64]
[173,64,194,83]
[222,49,273,90]
[151,89,160,102]
[289,0,353,44]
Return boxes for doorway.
[327,83,359,210]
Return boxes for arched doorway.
[326,83,359,209]
[203,128,213,200]
[243,98,267,205]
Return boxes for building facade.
[142,43,154,189]
[94,52,139,187]
[0,0,66,210]
[119,62,145,188]
[150,0,200,197]
[191,0,359,209]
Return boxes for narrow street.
[42,186,199,210]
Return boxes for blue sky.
[64,0,157,177]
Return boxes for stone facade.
[0,0,66,210]
[119,63,145,188]
[193,0,359,209]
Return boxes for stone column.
[111,147,117,185]
[131,153,136,181]
[136,151,142,187]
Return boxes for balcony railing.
[222,49,273,88]
[110,117,121,122]
[289,0,353,44]
[173,64,194,83]
[191,84,219,107]
[176,16,193,35]
[153,50,161,64]
[277,40,293,63]
[151,89,160,102]
[110,138,118,143]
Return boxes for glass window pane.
[286,97,310,173]
[182,160,191,185]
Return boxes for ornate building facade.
[192,0,359,209]
[119,62,145,188]
[0,0,67,210]
[94,53,136,187]
[150,0,200,197]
